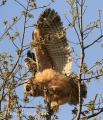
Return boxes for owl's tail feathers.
[68,72,87,105]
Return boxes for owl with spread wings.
[24,8,87,114]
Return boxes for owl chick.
[24,69,87,114]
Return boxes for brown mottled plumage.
[24,50,37,76]
[24,69,87,113]
[24,57,37,76]
[24,8,87,114]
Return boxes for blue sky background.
[0,0,103,120]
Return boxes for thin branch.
[76,0,80,30]
[0,4,3,7]
[74,25,81,44]
[12,41,19,49]
[83,101,103,107]
[81,74,103,81]
[76,0,84,119]
[44,87,51,120]
[68,40,80,45]
[83,25,98,33]
[22,47,30,52]
[14,0,27,10]
[0,0,7,7]
[83,26,98,40]
[15,106,45,109]
[87,108,103,119]
[64,16,81,44]
[99,13,103,41]
[72,57,80,68]
[25,25,34,28]
[30,2,52,10]
[84,35,103,49]
[81,59,103,74]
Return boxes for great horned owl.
[24,8,87,114]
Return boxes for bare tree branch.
[76,0,84,119]
[87,108,103,119]
[44,87,51,120]
[84,35,103,49]
[14,0,27,10]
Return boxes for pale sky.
[0,0,103,120]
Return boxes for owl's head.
[23,79,34,96]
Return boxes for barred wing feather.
[33,8,72,75]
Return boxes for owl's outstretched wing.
[32,8,72,76]
[24,50,37,76]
